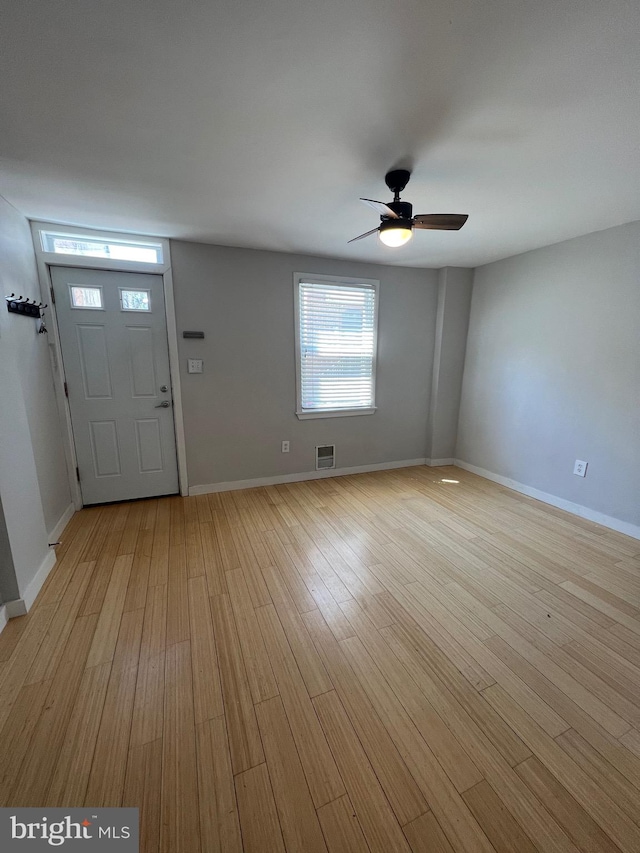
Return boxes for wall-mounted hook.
[6,293,48,320]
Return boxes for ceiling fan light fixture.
[378,219,413,248]
[349,171,468,245]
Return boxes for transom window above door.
[39,229,163,265]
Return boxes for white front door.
[51,266,179,505]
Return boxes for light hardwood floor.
[2,465,640,852]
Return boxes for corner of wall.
[427,267,473,462]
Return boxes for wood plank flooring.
[2,465,640,852]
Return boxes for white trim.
[293,272,380,419]
[162,266,188,496]
[23,549,57,611]
[48,503,75,544]
[34,256,82,509]
[296,407,376,420]
[189,458,428,495]
[2,548,58,621]
[4,599,27,618]
[427,458,455,467]
[455,459,640,541]
[30,221,189,503]
[0,604,9,635]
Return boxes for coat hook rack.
[5,293,48,319]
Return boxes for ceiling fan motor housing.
[385,200,413,220]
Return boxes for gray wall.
[0,339,50,599]
[0,197,71,536]
[171,241,438,487]
[427,267,473,461]
[457,221,640,527]
[0,498,19,606]
[0,195,67,600]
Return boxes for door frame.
[30,221,188,507]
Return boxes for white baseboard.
[426,458,455,467]
[49,502,75,544]
[189,458,428,496]
[2,548,59,624]
[4,598,27,618]
[0,508,70,635]
[24,549,57,610]
[455,459,640,541]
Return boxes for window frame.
[294,272,379,420]
[118,287,152,312]
[39,229,164,265]
[68,284,105,310]
[32,222,170,275]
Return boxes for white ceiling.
[1,0,639,268]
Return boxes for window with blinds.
[295,275,379,418]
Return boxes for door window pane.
[70,285,103,309]
[120,289,151,311]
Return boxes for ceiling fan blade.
[360,198,399,219]
[348,227,379,244]
[413,214,468,231]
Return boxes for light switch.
[188,358,203,374]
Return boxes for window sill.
[296,407,376,420]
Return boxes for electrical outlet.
[281,440,290,453]
[187,359,203,374]
[573,459,588,477]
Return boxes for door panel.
[52,267,179,504]
[135,419,164,473]
[127,326,157,397]
[77,324,113,398]
[90,420,122,476]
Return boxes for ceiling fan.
[349,169,468,247]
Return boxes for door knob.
[160,385,169,393]
[155,400,171,408]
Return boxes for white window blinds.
[297,279,378,413]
